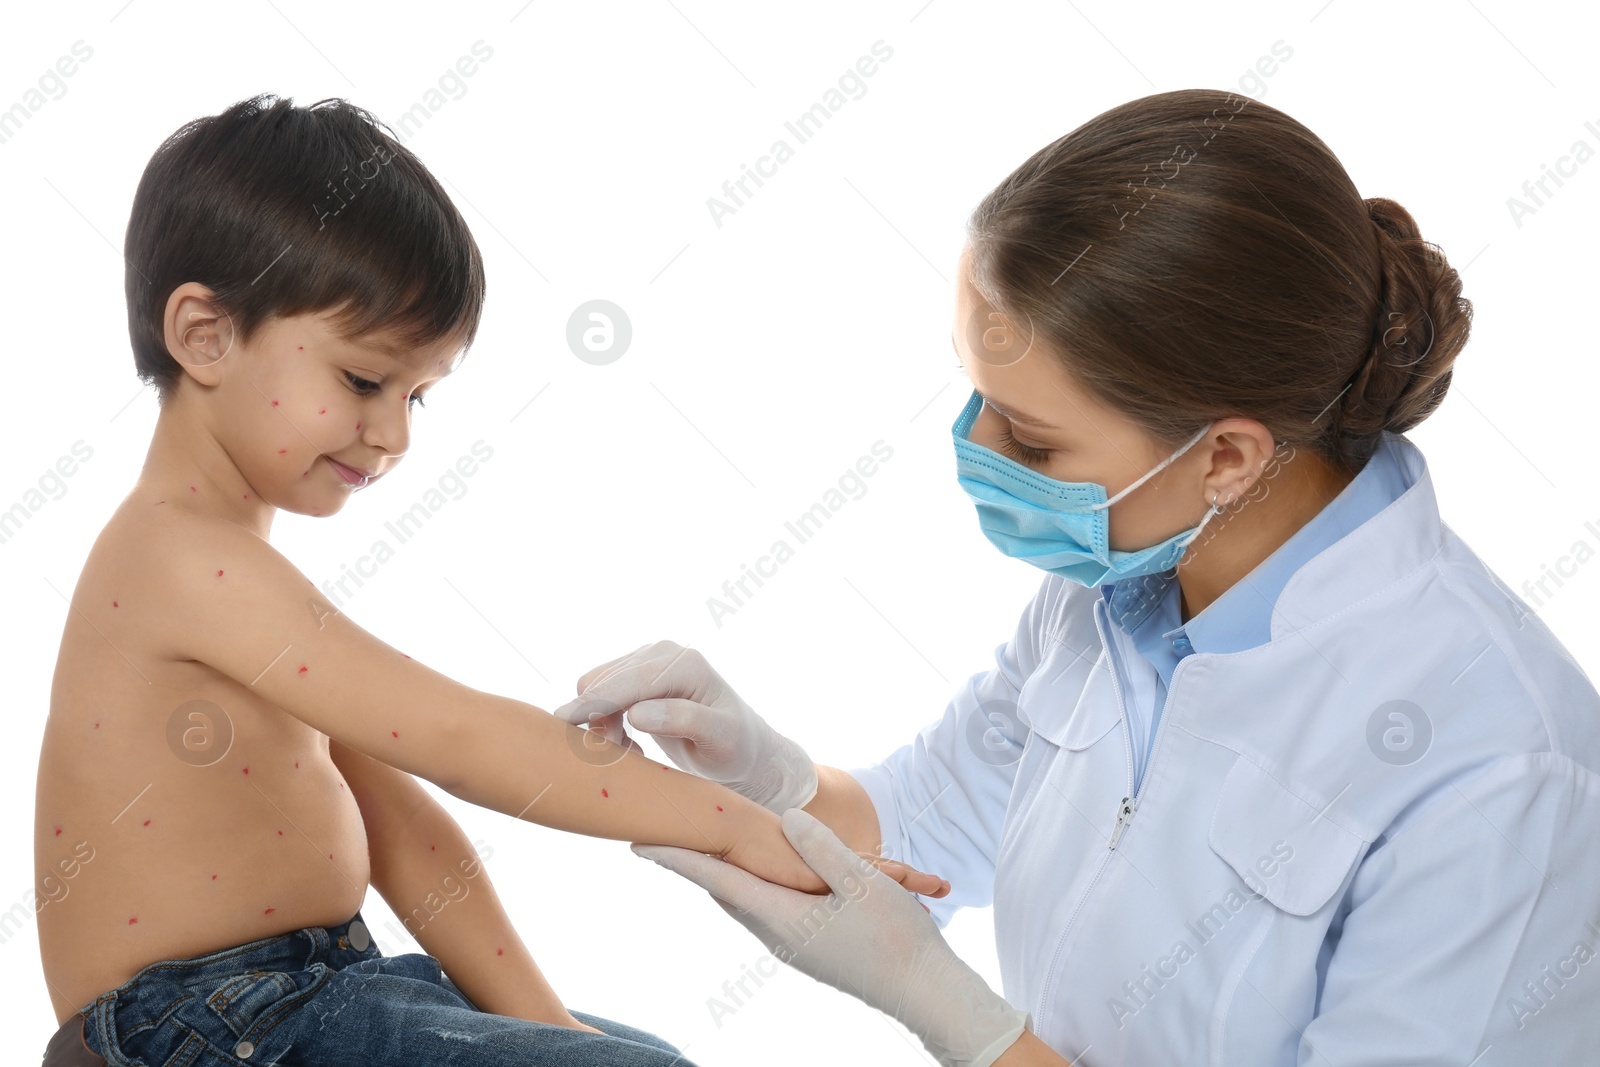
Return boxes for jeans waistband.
[53,910,378,1065]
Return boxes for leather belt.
[42,1013,106,1067]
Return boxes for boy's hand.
[718,809,829,894]
[693,808,952,905]
[863,855,952,902]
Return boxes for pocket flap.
[1024,648,1121,751]
[1208,756,1366,916]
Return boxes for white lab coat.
[850,431,1600,1065]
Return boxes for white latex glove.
[551,640,818,813]
[633,807,1033,1067]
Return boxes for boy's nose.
[359,400,413,462]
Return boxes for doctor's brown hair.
[964,88,1472,476]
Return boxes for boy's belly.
[37,651,373,1023]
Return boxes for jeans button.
[236,1039,255,1057]
[348,919,371,951]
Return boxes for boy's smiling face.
[161,282,461,523]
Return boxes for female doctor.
[555,89,1600,1066]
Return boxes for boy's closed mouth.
[327,457,377,488]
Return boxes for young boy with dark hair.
[35,92,943,1066]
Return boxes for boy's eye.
[344,370,427,409]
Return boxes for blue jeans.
[66,910,700,1066]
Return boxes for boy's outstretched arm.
[329,740,594,1029]
[164,517,824,893]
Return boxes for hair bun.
[1331,197,1473,465]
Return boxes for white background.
[4,1,1597,1062]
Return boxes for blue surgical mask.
[953,389,1219,587]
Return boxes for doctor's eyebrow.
[980,395,1057,430]
[951,333,1057,430]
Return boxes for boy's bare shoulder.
[87,497,315,662]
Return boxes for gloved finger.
[625,698,722,744]
[555,651,704,724]
[558,702,627,739]
[630,843,779,917]
[779,808,897,900]
[593,714,630,749]
[572,643,654,695]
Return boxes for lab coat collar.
[1269,431,1440,638]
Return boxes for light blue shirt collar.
[1099,434,1414,685]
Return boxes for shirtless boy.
[34,93,943,1066]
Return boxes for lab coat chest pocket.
[1208,755,1367,917]
[1021,643,1121,752]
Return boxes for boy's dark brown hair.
[125,92,486,405]
[965,87,1472,475]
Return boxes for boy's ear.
[163,282,237,388]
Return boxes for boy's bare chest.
[37,541,370,1019]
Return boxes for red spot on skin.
[355,422,362,430]
[277,830,284,836]
[601,788,610,798]
[298,665,309,675]
[112,600,119,607]
[211,874,217,880]
[402,653,411,659]
[339,782,345,788]
[496,948,504,956]
[216,569,224,577]
[272,399,280,406]
[298,346,303,350]
[430,844,436,851]
[143,819,151,826]
[328,853,333,860]
[243,493,249,499]
[128,917,138,925]
[294,761,299,769]
[716,805,723,812]
[189,485,197,492]
[264,907,275,915]
[242,767,249,775]
[154,500,166,505]
[94,722,99,729]
[54,827,62,836]
[391,730,399,737]
[318,408,326,415]
[278,449,287,454]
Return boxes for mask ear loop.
[1091,422,1215,512]
[1174,488,1224,550]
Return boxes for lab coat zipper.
[1031,597,1137,1045]
[1108,794,1138,850]
[1032,593,1195,1046]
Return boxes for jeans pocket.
[201,964,326,1044]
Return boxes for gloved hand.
[633,807,1033,1067]
[551,640,818,813]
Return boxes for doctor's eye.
[995,424,1051,465]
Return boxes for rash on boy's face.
[202,312,460,517]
